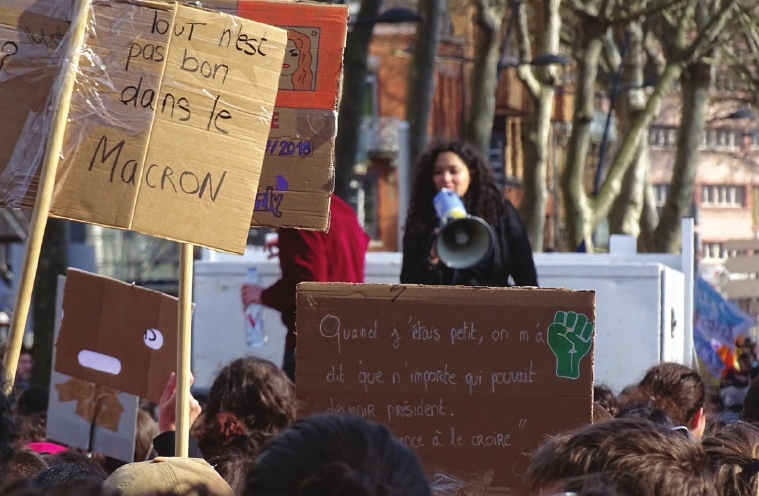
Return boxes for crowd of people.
[2,357,759,495]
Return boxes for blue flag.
[694,276,755,347]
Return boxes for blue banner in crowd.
[693,329,726,378]
[694,276,755,347]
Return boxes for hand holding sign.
[158,372,201,434]
[547,311,593,380]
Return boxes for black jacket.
[400,199,538,287]
[153,431,203,458]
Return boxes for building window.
[717,130,728,148]
[667,129,677,146]
[703,242,727,260]
[701,185,745,206]
[654,184,669,207]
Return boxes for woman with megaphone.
[401,141,538,287]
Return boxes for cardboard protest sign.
[47,275,140,462]
[55,268,180,403]
[235,1,349,231]
[296,283,595,494]
[0,1,70,190]
[1,0,287,254]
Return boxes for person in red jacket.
[241,196,369,381]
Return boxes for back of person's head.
[209,448,250,494]
[702,421,759,496]
[17,388,48,416]
[593,384,618,417]
[633,363,706,436]
[615,402,678,428]
[196,357,296,461]
[17,413,47,444]
[525,417,716,496]
[244,414,431,496]
[33,451,107,488]
[0,448,48,486]
[1,479,114,496]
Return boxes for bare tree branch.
[609,0,687,26]
[563,0,599,16]
[675,0,700,51]
[515,0,541,97]
[603,31,622,74]
[683,0,743,63]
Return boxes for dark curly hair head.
[244,414,431,496]
[195,357,296,462]
[403,141,504,244]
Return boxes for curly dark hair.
[244,414,431,496]
[403,141,504,243]
[195,357,296,464]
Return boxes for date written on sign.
[265,139,313,157]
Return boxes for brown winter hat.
[103,456,234,496]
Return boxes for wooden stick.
[2,0,92,394]
[175,243,194,457]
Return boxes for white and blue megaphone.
[433,189,496,269]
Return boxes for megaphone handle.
[429,228,441,266]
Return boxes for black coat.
[400,199,538,287]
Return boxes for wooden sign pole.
[175,243,194,457]
[2,0,92,394]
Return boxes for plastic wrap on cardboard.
[0,0,73,207]
[0,0,288,254]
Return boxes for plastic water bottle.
[244,267,267,347]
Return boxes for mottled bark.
[333,0,384,202]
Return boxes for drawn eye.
[290,49,300,57]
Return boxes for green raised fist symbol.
[547,311,593,380]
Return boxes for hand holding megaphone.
[433,189,496,270]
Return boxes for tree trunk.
[590,62,682,229]
[520,90,554,250]
[407,0,445,165]
[333,0,384,202]
[464,0,507,156]
[608,24,648,237]
[653,61,712,252]
[516,0,560,252]
[638,170,659,252]
[31,219,68,391]
[609,141,649,237]
[561,16,605,250]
